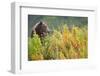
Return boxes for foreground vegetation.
[28,25,88,61]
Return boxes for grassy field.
[28,25,88,61]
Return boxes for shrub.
[28,34,43,60]
[28,25,88,60]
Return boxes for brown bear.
[31,21,51,38]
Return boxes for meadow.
[28,25,88,60]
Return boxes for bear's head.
[31,21,51,38]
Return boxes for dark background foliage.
[28,15,88,37]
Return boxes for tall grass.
[28,25,88,60]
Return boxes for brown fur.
[31,21,50,38]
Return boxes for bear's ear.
[39,21,43,25]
